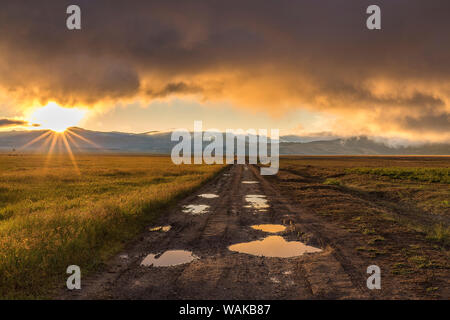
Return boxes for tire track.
[60,164,371,299]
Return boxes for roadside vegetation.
[0,154,225,299]
[275,156,449,298]
[346,167,449,184]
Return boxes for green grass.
[367,236,385,245]
[400,221,450,246]
[361,228,376,235]
[355,246,386,257]
[347,167,450,184]
[391,262,415,275]
[425,223,450,245]
[0,154,225,299]
[323,178,342,186]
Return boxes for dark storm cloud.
[401,113,450,132]
[146,82,203,98]
[0,0,449,138]
[0,119,38,128]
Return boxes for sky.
[0,0,449,143]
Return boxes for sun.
[29,102,87,132]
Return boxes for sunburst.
[16,103,98,173]
[18,128,103,175]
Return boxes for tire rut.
[59,164,373,300]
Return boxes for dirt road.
[60,164,414,299]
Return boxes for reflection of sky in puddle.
[183,204,210,215]
[244,195,269,211]
[242,181,259,184]
[198,194,219,199]
[228,235,322,258]
[149,225,172,232]
[251,224,286,233]
[270,277,280,284]
[141,250,199,267]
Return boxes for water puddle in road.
[251,224,286,233]
[149,225,172,232]
[270,277,280,284]
[198,193,219,199]
[244,195,269,211]
[183,204,210,215]
[141,250,199,267]
[228,235,322,258]
[242,181,259,184]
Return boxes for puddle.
[242,181,259,184]
[198,193,219,199]
[119,254,129,259]
[183,204,210,215]
[141,250,199,267]
[244,195,269,211]
[149,225,172,232]
[270,277,280,284]
[251,224,286,233]
[224,173,231,176]
[228,235,322,258]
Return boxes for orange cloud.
[0,0,449,142]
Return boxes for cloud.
[0,119,39,128]
[146,82,203,98]
[0,0,449,141]
[401,113,450,132]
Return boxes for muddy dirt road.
[60,164,412,299]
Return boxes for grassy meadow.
[346,167,449,184]
[0,154,225,299]
[275,156,449,297]
[280,156,450,244]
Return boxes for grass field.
[346,167,449,184]
[275,156,449,297]
[1,154,448,299]
[0,154,225,299]
[280,156,450,243]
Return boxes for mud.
[59,163,445,300]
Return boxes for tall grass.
[0,154,225,299]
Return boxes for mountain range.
[0,127,449,155]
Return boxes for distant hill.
[0,128,449,155]
[280,136,450,155]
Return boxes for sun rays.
[18,128,102,174]
[13,102,95,174]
